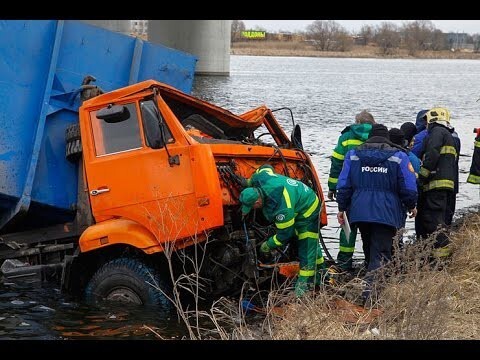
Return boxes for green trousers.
[294,207,327,296]
[336,224,358,271]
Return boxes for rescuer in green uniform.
[467,128,480,185]
[240,165,328,297]
[327,110,375,271]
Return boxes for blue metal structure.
[0,20,197,230]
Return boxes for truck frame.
[1,79,328,310]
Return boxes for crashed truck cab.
[74,79,328,302]
[0,64,327,307]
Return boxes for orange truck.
[1,79,327,309]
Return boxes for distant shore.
[231,42,480,60]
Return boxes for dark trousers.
[357,222,397,274]
[445,191,457,226]
[416,189,450,248]
[357,222,396,301]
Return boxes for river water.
[2,55,480,339]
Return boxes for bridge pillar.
[148,20,231,76]
[81,20,131,35]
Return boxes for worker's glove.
[237,175,248,188]
[231,173,248,188]
[259,241,272,254]
[327,190,336,201]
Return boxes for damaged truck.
[0,20,328,310]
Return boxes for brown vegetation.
[153,211,480,339]
[231,41,480,60]
[140,200,480,340]
[234,212,480,339]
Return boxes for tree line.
[231,20,480,54]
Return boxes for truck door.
[82,100,201,242]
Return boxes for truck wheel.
[84,258,173,310]
[65,123,82,162]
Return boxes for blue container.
[0,20,197,229]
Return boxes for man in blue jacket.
[411,109,429,157]
[336,124,418,304]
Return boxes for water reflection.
[0,281,185,339]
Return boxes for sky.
[241,20,480,35]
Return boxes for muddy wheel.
[84,258,173,310]
[65,123,82,162]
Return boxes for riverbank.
[188,210,480,339]
[232,41,480,60]
[269,211,480,339]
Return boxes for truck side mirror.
[291,124,303,150]
[143,114,164,150]
[97,105,130,123]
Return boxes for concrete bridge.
[83,20,232,76]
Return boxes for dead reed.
[208,213,480,339]
[149,210,480,339]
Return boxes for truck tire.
[84,258,173,310]
[65,123,82,162]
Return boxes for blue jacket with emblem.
[411,110,429,157]
[336,137,418,229]
[411,129,428,158]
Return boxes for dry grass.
[203,212,480,339]
[148,209,480,339]
[231,42,480,60]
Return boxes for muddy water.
[0,281,185,339]
[2,55,480,339]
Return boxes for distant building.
[353,35,366,45]
[131,20,148,36]
[446,32,470,50]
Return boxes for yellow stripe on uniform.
[276,218,295,229]
[298,231,319,240]
[283,188,292,208]
[475,141,480,148]
[302,197,319,218]
[272,235,283,246]
[316,257,325,265]
[256,168,277,176]
[339,246,355,253]
[467,173,480,184]
[440,146,457,157]
[341,139,364,147]
[432,246,451,258]
[332,151,345,160]
[419,167,430,177]
[423,179,454,191]
[299,269,315,277]
[328,177,338,184]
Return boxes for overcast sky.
[241,20,480,34]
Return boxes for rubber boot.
[336,226,357,271]
[314,264,336,288]
[295,277,311,297]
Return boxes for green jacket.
[249,167,319,248]
[328,123,372,191]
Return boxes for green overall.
[328,124,371,270]
[249,166,326,295]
